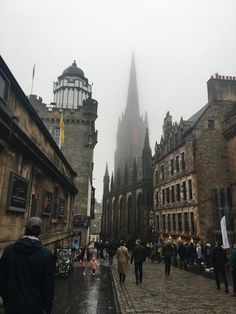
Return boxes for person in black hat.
[0,217,55,314]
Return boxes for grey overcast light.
[1,0,236,202]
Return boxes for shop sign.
[7,172,30,212]
[73,215,90,228]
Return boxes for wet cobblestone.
[111,261,236,314]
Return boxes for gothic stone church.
[101,57,153,244]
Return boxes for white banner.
[220,216,230,249]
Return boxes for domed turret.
[62,61,84,78]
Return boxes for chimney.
[207,75,236,102]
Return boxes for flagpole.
[30,63,35,95]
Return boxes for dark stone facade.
[101,57,153,244]
[29,62,98,246]
[153,75,236,243]
[0,56,77,254]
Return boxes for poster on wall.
[58,198,65,217]
[7,172,30,212]
[42,190,53,215]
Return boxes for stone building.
[30,61,98,246]
[0,55,78,255]
[89,200,102,242]
[101,57,153,244]
[153,75,236,243]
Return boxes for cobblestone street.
[112,261,236,314]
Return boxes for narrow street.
[53,262,119,314]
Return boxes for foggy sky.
[1,0,236,202]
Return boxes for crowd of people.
[74,237,236,297]
[0,216,236,314]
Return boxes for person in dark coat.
[212,241,229,293]
[162,241,174,276]
[131,239,146,284]
[107,240,116,266]
[0,217,55,314]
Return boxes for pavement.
[53,262,118,314]
[111,260,236,314]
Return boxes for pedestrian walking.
[80,245,91,275]
[107,240,116,266]
[116,240,129,284]
[90,257,98,276]
[230,241,236,297]
[131,239,146,284]
[162,240,174,276]
[212,241,229,293]
[0,217,55,314]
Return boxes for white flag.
[220,216,230,249]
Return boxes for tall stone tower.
[101,56,153,243]
[29,61,98,246]
[114,56,147,184]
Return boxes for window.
[208,120,215,130]
[168,214,171,231]
[176,184,181,201]
[0,69,10,103]
[155,170,159,185]
[171,186,175,203]
[166,187,170,203]
[155,191,159,207]
[54,127,60,146]
[170,159,174,175]
[176,156,179,172]
[178,213,182,232]
[173,214,176,231]
[182,181,187,200]
[163,215,166,231]
[161,165,164,181]
[181,152,185,170]
[156,215,160,231]
[188,180,192,199]
[162,189,165,204]
[184,213,189,233]
[190,212,195,233]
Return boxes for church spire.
[103,162,110,195]
[125,54,139,118]
[142,128,152,180]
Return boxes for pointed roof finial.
[125,54,139,117]
[104,162,109,177]
[144,111,148,128]
[144,128,151,149]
